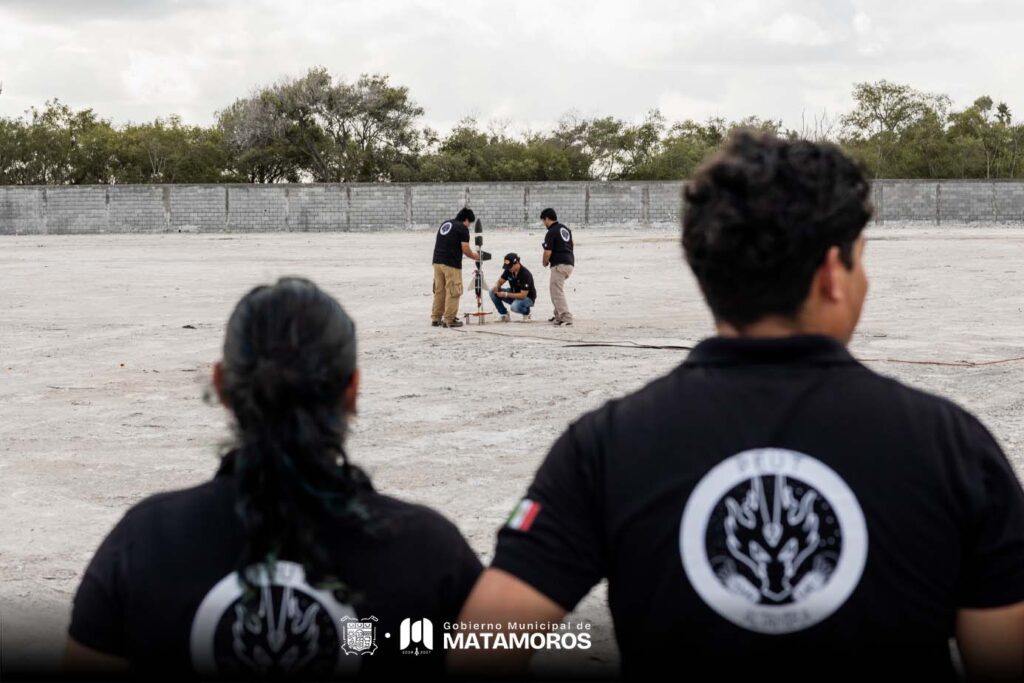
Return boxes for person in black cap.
[454,132,1024,680]
[540,208,574,325]
[489,252,536,322]
[65,278,482,679]
[431,208,483,328]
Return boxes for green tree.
[0,116,28,184]
[220,67,427,182]
[13,100,117,184]
[113,116,227,183]
[841,80,950,177]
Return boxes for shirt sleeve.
[68,516,132,657]
[459,225,470,243]
[958,414,1024,608]
[490,420,606,611]
[542,229,553,251]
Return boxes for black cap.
[503,252,520,268]
[540,208,557,221]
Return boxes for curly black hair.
[682,131,873,328]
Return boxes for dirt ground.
[2,225,1023,677]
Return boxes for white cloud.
[1,0,1023,131]
[657,91,723,123]
[759,13,834,47]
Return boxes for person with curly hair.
[455,132,1024,680]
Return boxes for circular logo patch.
[191,561,359,678]
[559,227,570,242]
[439,222,453,235]
[679,448,867,634]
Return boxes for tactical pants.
[549,264,574,323]
[432,264,464,323]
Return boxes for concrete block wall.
[3,180,1024,235]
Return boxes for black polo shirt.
[500,265,537,302]
[432,219,470,269]
[69,455,482,678]
[492,335,1024,679]
[542,222,574,267]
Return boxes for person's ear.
[212,361,229,408]
[343,368,360,415]
[817,246,845,303]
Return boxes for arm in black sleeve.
[68,517,132,657]
[958,414,1024,608]
[490,420,606,611]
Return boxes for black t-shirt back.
[500,265,536,302]
[432,219,470,269]
[542,222,574,267]
[70,457,482,678]
[492,335,1024,679]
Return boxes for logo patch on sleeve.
[507,499,542,532]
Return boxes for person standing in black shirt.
[540,208,574,326]
[454,133,1024,680]
[431,208,482,328]
[66,278,482,679]
[489,252,536,322]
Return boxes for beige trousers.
[432,264,464,323]
[549,264,574,322]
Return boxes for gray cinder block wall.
[2,180,1024,235]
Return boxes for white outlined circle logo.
[440,221,453,235]
[191,561,359,677]
[559,227,570,242]
[679,448,867,634]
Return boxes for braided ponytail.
[218,278,372,598]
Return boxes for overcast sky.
[1,0,1022,134]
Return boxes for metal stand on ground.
[464,218,491,325]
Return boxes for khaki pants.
[550,264,574,322]
[432,264,464,323]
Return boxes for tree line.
[1,68,1022,184]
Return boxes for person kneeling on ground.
[65,278,481,680]
[489,252,536,322]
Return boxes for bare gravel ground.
[2,225,1023,677]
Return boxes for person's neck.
[716,315,831,340]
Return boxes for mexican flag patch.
[507,498,542,532]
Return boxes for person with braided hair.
[65,277,481,679]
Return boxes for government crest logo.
[340,616,379,655]
[679,448,868,634]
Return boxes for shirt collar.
[683,334,857,367]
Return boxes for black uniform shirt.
[542,222,574,267]
[492,335,1024,679]
[500,265,537,302]
[432,219,470,269]
[69,455,482,678]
